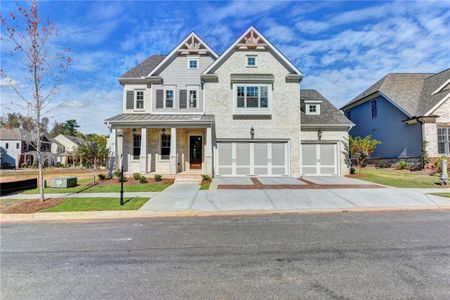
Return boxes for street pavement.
[1,211,450,299]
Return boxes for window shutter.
[156,89,164,108]
[179,89,187,109]
[126,91,134,109]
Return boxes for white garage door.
[301,143,338,176]
[216,142,289,176]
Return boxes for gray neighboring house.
[51,134,84,166]
[341,69,450,165]
[105,26,352,179]
[0,127,54,168]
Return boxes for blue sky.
[1,0,449,134]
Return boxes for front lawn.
[350,167,442,188]
[41,197,149,212]
[431,193,450,199]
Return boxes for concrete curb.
[2,205,450,223]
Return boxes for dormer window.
[187,58,199,69]
[305,102,321,115]
[246,55,257,67]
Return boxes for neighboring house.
[105,26,352,178]
[51,134,83,166]
[341,69,450,165]
[0,127,54,168]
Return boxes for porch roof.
[104,113,215,128]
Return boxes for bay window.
[234,84,271,113]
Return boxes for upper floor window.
[135,90,144,109]
[246,55,257,67]
[165,90,174,108]
[132,134,141,160]
[160,133,171,160]
[234,84,270,114]
[187,58,199,69]
[371,100,377,118]
[438,127,450,155]
[306,104,320,115]
[189,90,197,108]
[5,143,9,149]
[16,143,19,149]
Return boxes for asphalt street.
[1,211,450,299]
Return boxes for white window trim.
[159,132,171,161]
[187,57,199,69]
[131,132,141,161]
[232,84,272,115]
[306,103,320,115]
[163,87,176,109]
[246,55,257,67]
[187,85,200,108]
[437,127,450,156]
[134,90,145,111]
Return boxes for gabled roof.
[301,90,353,127]
[203,26,303,76]
[146,32,218,77]
[120,55,166,78]
[341,68,450,117]
[63,135,84,145]
[0,127,32,140]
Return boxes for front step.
[174,173,203,184]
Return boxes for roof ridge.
[425,67,450,79]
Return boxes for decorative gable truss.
[178,35,210,55]
[236,29,268,50]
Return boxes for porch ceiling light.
[132,128,137,132]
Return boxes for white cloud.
[295,20,330,34]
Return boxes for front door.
[189,136,202,169]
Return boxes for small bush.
[114,170,121,178]
[201,174,211,182]
[55,162,63,168]
[376,161,392,168]
[98,174,106,180]
[139,175,148,184]
[350,167,356,174]
[118,175,127,182]
[154,174,162,182]
[395,160,410,170]
[133,172,141,180]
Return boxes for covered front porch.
[105,114,215,177]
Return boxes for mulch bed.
[96,178,174,185]
[1,198,64,214]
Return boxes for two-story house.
[341,69,450,167]
[105,27,353,180]
[51,134,83,166]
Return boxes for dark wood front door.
[189,136,202,169]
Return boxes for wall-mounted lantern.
[250,127,255,139]
[317,129,322,141]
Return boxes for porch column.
[139,128,147,173]
[116,129,123,171]
[205,127,213,175]
[170,127,177,174]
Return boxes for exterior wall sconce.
[132,128,137,132]
[250,127,255,139]
[317,129,322,141]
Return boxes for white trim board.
[432,78,450,95]
[203,26,303,76]
[424,92,450,116]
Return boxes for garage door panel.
[218,167,233,175]
[271,143,286,166]
[218,143,232,166]
[302,167,317,175]
[254,167,268,175]
[302,143,338,176]
[320,144,335,165]
[236,143,250,165]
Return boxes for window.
[133,134,141,160]
[189,90,197,108]
[135,91,144,109]
[438,127,450,155]
[246,55,257,67]
[165,90,174,108]
[16,143,19,149]
[371,100,377,118]
[234,85,270,112]
[5,143,8,149]
[160,134,171,160]
[305,102,320,115]
[188,58,199,69]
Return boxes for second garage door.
[216,142,289,176]
[301,143,338,176]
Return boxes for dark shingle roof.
[301,90,353,126]
[341,69,450,116]
[120,55,166,78]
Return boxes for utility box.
[48,177,77,188]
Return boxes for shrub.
[55,162,63,168]
[114,170,121,178]
[350,167,356,175]
[98,174,106,180]
[118,174,127,182]
[349,135,381,171]
[139,175,148,184]
[154,174,162,182]
[133,172,141,180]
[395,160,410,170]
[201,174,211,182]
[376,161,392,168]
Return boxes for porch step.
[174,173,203,184]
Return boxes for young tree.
[78,134,109,169]
[349,135,381,171]
[1,0,72,202]
[62,119,80,136]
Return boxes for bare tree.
[1,0,72,201]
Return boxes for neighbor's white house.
[51,134,84,166]
[104,27,353,180]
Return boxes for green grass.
[431,193,450,199]
[22,179,170,194]
[354,167,441,188]
[41,197,149,212]
[200,182,211,190]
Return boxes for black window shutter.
[179,89,187,109]
[126,91,134,109]
[156,89,164,108]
